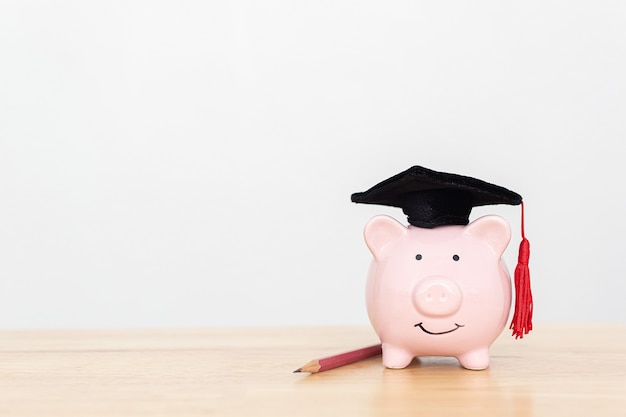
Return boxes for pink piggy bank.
[364,214,511,370]
[352,165,532,370]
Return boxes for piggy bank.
[364,214,512,370]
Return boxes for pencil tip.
[293,368,302,373]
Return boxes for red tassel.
[510,202,533,339]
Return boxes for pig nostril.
[440,293,447,302]
[426,293,433,302]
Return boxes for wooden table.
[1,324,625,416]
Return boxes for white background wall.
[1,1,625,329]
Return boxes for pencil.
[293,343,382,373]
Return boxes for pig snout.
[412,277,462,317]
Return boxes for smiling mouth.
[414,322,465,335]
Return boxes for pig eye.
[415,254,423,261]
[452,254,460,261]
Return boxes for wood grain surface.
[1,324,625,416]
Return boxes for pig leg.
[456,348,490,370]
[382,344,414,369]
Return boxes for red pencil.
[293,344,382,373]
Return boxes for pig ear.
[364,215,407,259]
[465,215,512,257]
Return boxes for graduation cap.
[351,165,522,228]
[351,165,532,338]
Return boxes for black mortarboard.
[351,165,522,228]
